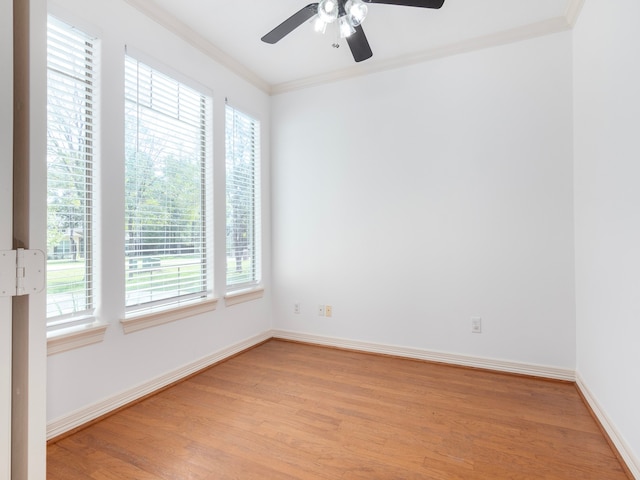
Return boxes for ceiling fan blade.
[261,3,319,44]
[364,0,445,8]
[346,25,373,63]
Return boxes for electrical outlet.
[294,303,300,314]
[471,317,482,334]
[325,305,332,317]
[318,305,325,316]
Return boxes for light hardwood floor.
[47,340,631,479]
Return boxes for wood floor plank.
[47,340,631,479]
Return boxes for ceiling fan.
[261,0,445,63]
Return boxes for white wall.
[46,0,272,423]
[38,0,640,472]
[574,0,640,471]
[272,31,575,369]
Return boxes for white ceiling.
[126,0,582,94]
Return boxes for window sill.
[121,298,218,334]
[224,286,264,306]
[47,320,108,356]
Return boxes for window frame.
[45,14,106,353]
[122,52,216,327]
[224,103,263,302]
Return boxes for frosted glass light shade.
[318,0,339,24]
[346,0,368,26]
[313,16,328,34]
[339,15,356,38]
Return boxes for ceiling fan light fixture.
[313,16,328,34]
[262,0,446,63]
[317,0,339,24]
[339,15,356,38]
[345,0,368,26]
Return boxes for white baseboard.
[576,373,640,479]
[272,330,640,477]
[46,330,272,440]
[48,328,637,480]
[271,329,576,381]
[50,328,573,440]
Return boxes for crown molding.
[124,0,271,94]
[271,15,572,95]
[565,0,585,27]
[126,0,585,96]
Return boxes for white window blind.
[225,105,261,289]
[46,16,98,324]
[124,56,211,314]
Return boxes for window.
[124,56,212,315]
[225,105,261,290]
[46,16,98,326]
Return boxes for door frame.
[11,0,48,478]
[1,0,14,476]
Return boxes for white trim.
[46,328,573,440]
[47,328,639,479]
[124,2,585,96]
[575,373,640,479]
[124,0,270,94]
[271,17,572,94]
[121,298,218,334]
[47,2,104,39]
[47,321,108,356]
[0,1,12,476]
[271,329,576,381]
[46,330,271,440]
[224,286,264,306]
[565,0,586,28]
